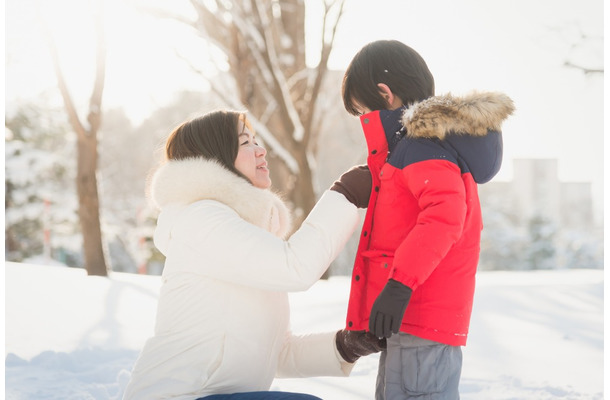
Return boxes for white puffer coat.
[123,158,360,400]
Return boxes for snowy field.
[4,262,604,400]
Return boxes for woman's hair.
[164,109,251,180]
[342,40,435,116]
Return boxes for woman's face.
[234,119,271,189]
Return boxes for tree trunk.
[266,149,316,227]
[76,134,107,276]
[44,0,108,275]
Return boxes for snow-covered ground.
[4,262,604,399]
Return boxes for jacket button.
[371,150,377,154]
[363,231,368,237]
[355,275,360,281]
[364,118,369,124]
[348,321,353,327]
[383,263,388,268]
[375,186,379,192]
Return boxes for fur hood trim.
[402,92,515,139]
[150,158,292,238]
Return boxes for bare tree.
[545,22,604,75]
[563,28,603,75]
[146,0,347,226]
[42,0,108,276]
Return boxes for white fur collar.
[150,158,291,238]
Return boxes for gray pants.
[375,333,462,400]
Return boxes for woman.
[123,110,384,400]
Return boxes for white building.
[478,158,602,270]
[480,158,595,230]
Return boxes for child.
[341,40,515,399]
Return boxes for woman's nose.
[256,145,267,157]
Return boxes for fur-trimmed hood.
[150,158,292,241]
[402,91,515,139]
[397,91,514,184]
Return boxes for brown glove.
[335,329,387,363]
[330,165,372,208]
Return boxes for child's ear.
[377,83,402,110]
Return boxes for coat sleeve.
[390,160,467,289]
[167,190,360,291]
[275,331,354,378]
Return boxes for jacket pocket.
[401,343,462,395]
[362,251,394,287]
[376,165,399,205]
[361,252,394,316]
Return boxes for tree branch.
[303,0,346,148]
[251,0,305,142]
[87,0,107,135]
[39,16,86,139]
[177,50,299,174]
[563,61,604,75]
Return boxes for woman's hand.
[335,329,387,363]
[330,165,372,208]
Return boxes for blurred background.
[4,0,604,276]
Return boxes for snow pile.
[4,262,604,399]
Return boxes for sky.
[4,261,604,399]
[4,0,605,215]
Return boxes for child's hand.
[369,279,413,338]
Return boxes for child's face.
[351,98,372,116]
[352,85,404,116]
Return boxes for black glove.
[335,329,387,363]
[369,279,413,338]
[330,165,372,208]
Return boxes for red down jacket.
[345,92,514,346]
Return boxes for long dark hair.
[164,109,250,180]
[342,40,435,115]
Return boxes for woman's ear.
[377,83,403,110]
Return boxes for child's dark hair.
[342,40,435,115]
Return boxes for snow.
[4,262,604,400]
